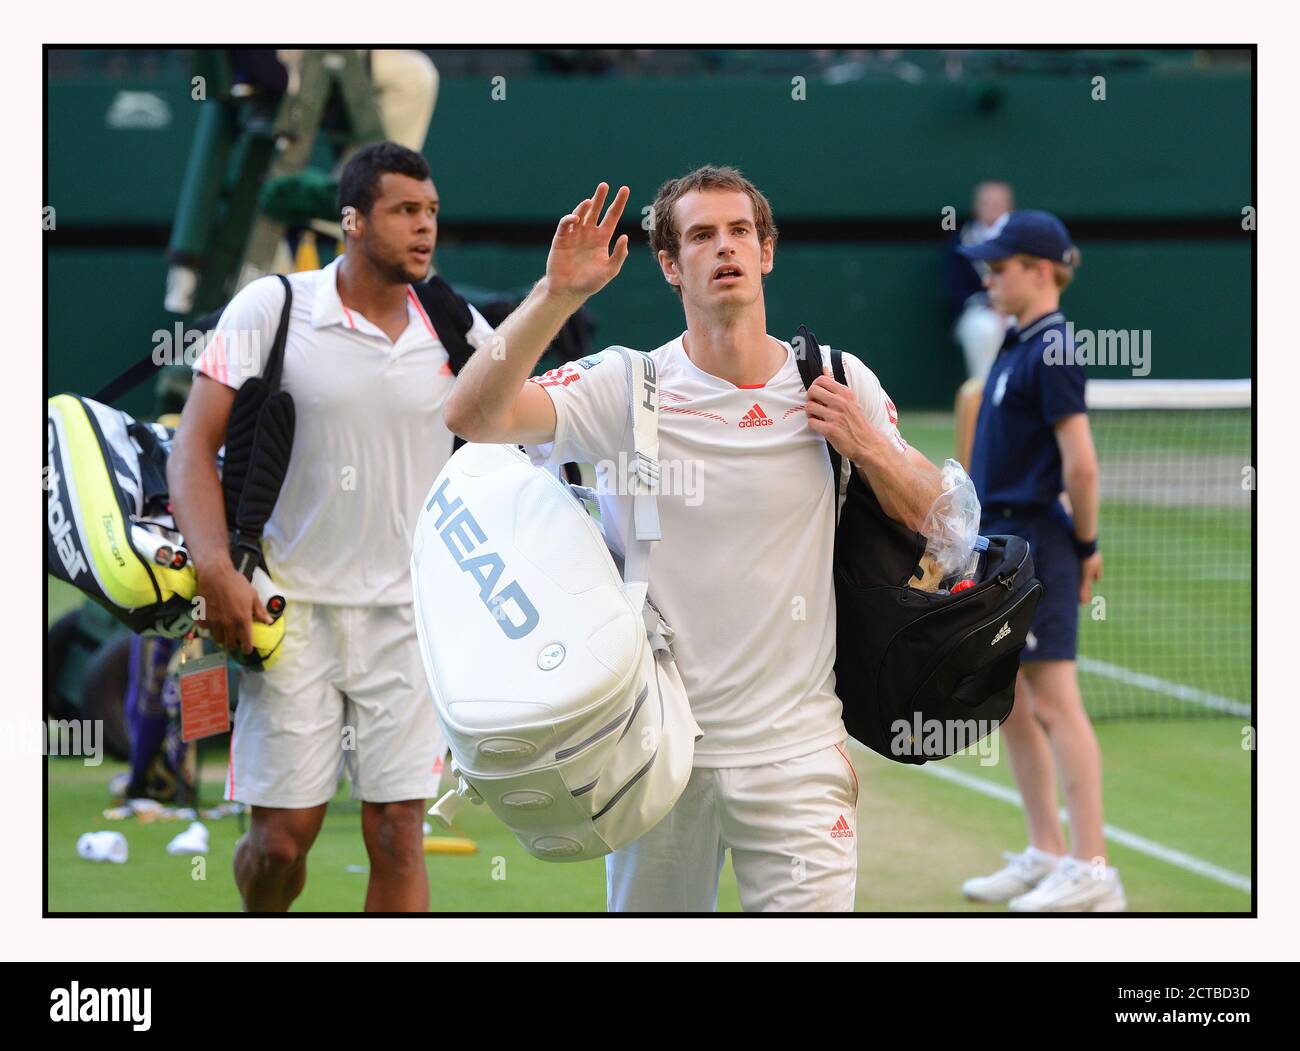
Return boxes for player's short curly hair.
[648,165,779,290]
[337,141,431,223]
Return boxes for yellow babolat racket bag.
[45,393,286,669]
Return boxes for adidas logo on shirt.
[830,814,855,839]
[738,404,773,428]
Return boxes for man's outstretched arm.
[445,182,630,445]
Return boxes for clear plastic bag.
[919,459,983,582]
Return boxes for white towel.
[166,822,209,856]
[77,831,128,864]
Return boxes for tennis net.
[1077,379,1252,720]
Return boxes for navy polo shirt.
[968,311,1087,516]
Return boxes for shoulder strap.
[794,325,928,575]
[792,324,824,391]
[262,276,293,393]
[409,276,477,451]
[793,325,849,524]
[413,275,476,374]
[828,343,848,472]
[91,276,293,405]
[611,347,661,598]
[92,351,171,406]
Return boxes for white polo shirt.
[195,257,493,606]
[525,334,908,768]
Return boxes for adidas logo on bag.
[738,404,773,428]
[991,621,1011,646]
[830,814,855,839]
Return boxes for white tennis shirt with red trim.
[194,257,493,606]
[525,333,908,768]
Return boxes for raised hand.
[546,182,631,300]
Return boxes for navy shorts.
[982,502,1080,662]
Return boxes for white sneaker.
[962,846,1061,903]
[1008,856,1127,912]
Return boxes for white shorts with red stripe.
[226,601,445,809]
[605,741,860,912]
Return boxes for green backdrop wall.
[46,63,1252,410]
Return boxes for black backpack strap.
[414,276,582,467]
[262,275,293,392]
[792,324,824,390]
[826,346,850,507]
[93,354,168,407]
[793,328,923,572]
[793,325,845,511]
[802,330,927,584]
[414,275,487,454]
[223,276,294,571]
[414,275,476,375]
[232,390,296,573]
[92,281,288,405]
[93,312,218,403]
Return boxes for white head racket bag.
[410,348,701,862]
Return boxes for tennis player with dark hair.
[170,141,492,912]
[957,210,1125,912]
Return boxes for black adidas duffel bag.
[794,326,1043,764]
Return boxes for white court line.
[916,762,1253,895]
[1078,656,1252,719]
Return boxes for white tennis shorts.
[225,601,445,809]
[605,741,860,912]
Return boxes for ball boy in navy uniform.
[957,211,1125,911]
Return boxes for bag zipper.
[893,543,1029,609]
[841,544,1033,670]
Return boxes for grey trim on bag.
[616,681,651,743]
[554,688,643,762]
[591,751,657,821]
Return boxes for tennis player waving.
[447,169,943,912]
